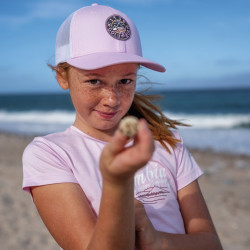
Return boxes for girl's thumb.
[105,129,128,156]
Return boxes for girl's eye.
[120,79,132,84]
[88,79,101,85]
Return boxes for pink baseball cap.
[55,3,166,72]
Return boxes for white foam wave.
[0,110,250,155]
[1,110,250,132]
[0,110,75,123]
[0,110,75,135]
[179,128,250,156]
[164,112,250,129]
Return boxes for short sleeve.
[175,134,203,190]
[22,137,77,194]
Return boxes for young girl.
[22,4,222,250]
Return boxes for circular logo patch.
[105,15,131,41]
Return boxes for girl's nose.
[102,87,120,107]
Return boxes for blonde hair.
[48,63,187,153]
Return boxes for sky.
[0,0,250,94]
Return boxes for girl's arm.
[135,180,223,250]
[31,119,154,250]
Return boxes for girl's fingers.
[106,119,152,157]
[134,119,155,159]
[100,119,155,180]
[103,129,128,156]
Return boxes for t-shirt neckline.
[69,125,134,146]
[69,125,109,145]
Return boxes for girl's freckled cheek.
[119,85,136,99]
[77,85,100,99]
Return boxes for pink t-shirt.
[22,126,203,234]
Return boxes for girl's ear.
[56,68,69,90]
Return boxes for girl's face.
[59,63,138,141]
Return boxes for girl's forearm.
[87,178,135,250]
[135,217,222,250]
[156,231,223,250]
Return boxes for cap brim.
[67,52,166,72]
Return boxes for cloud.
[215,58,242,67]
[106,0,174,5]
[106,0,197,5]
[29,1,81,19]
[0,15,31,27]
[240,16,250,25]
[215,58,250,69]
[0,0,82,27]
[166,72,250,90]
[0,0,180,27]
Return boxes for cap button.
[91,3,98,6]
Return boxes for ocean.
[0,88,250,155]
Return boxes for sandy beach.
[0,132,249,250]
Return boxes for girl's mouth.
[96,111,118,120]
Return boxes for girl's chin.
[96,123,119,132]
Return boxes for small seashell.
[119,116,139,138]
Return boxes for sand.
[0,132,249,250]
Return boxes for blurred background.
[0,0,250,249]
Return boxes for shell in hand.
[119,116,139,138]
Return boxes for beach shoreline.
[0,132,249,250]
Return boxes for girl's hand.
[99,119,155,184]
[135,199,160,250]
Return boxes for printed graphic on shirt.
[135,186,169,204]
[134,161,170,208]
[105,15,131,41]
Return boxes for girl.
[22,4,222,250]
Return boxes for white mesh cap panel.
[55,12,74,65]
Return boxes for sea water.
[0,88,250,155]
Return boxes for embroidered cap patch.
[105,15,131,41]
